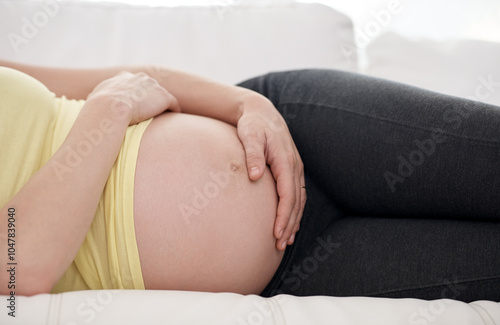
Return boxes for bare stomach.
[133,112,284,295]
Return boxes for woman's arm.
[0,60,250,125]
[0,60,305,250]
[0,72,174,296]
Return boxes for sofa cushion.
[0,0,356,84]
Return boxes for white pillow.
[0,0,357,84]
[364,32,500,106]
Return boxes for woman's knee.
[238,69,348,104]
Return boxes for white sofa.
[0,0,499,324]
[4,289,500,325]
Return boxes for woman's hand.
[87,71,180,125]
[237,95,306,251]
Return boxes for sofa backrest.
[0,0,356,84]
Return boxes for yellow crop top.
[0,67,148,293]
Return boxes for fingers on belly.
[134,113,283,294]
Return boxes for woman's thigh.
[262,178,500,302]
[133,112,284,295]
[239,69,500,221]
[275,213,500,302]
[240,70,500,301]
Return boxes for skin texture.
[134,112,285,294]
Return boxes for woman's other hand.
[237,95,306,251]
[87,71,180,125]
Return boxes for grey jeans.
[238,69,500,302]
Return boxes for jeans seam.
[361,274,500,297]
[278,102,500,147]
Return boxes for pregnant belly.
[133,112,284,295]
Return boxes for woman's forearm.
[0,60,266,126]
[141,66,261,125]
[0,96,131,296]
[0,61,304,250]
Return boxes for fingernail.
[250,167,259,177]
[281,241,287,250]
[278,229,284,238]
[289,234,295,244]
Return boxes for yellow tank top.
[0,67,148,293]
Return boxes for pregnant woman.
[0,61,499,302]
